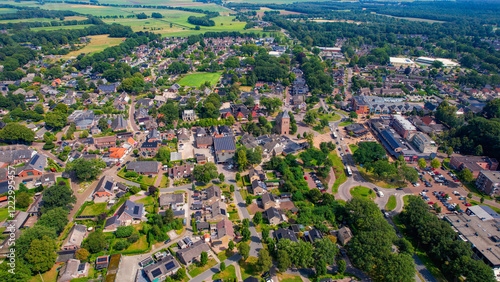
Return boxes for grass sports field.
[178,72,222,87]
[62,35,125,59]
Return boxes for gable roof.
[213,136,236,152]
[116,199,144,219]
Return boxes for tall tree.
[256,248,273,273]
[25,236,57,273]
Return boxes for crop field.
[0,8,17,14]
[29,24,95,32]
[62,34,125,59]
[178,72,222,87]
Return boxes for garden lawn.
[124,234,149,252]
[0,208,9,222]
[212,265,236,281]
[358,166,405,189]
[30,264,59,282]
[386,195,397,211]
[81,203,108,216]
[350,186,375,200]
[56,177,70,186]
[135,195,155,206]
[188,259,217,277]
[239,257,259,281]
[178,72,222,87]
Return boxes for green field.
[81,202,108,216]
[212,265,236,281]
[386,195,397,211]
[0,8,17,14]
[178,72,222,87]
[30,24,95,32]
[350,186,375,200]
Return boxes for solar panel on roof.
[30,154,39,165]
[164,261,176,271]
[151,268,162,278]
[133,206,139,215]
[104,181,113,190]
[97,257,108,263]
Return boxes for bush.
[128,233,140,243]
[125,171,139,178]
[114,239,131,251]
[115,226,134,238]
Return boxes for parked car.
[304,176,308,180]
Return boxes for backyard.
[81,202,108,216]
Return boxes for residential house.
[143,255,181,282]
[39,173,56,186]
[177,128,190,142]
[248,169,266,183]
[93,176,116,199]
[195,135,213,148]
[147,129,161,142]
[0,149,34,166]
[338,226,353,245]
[93,136,117,149]
[168,164,194,179]
[61,224,87,250]
[182,110,196,121]
[110,116,128,132]
[265,207,285,225]
[126,161,161,175]
[196,154,207,164]
[159,193,185,209]
[203,185,222,205]
[104,200,146,231]
[250,179,267,195]
[208,201,227,221]
[17,154,46,177]
[261,193,279,209]
[164,129,176,141]
[213,219,235,250]
[57,259,89,282]
[213,136,236,163]
[139,141,161,157]
[274,228,298,242]
[176,240,210,265]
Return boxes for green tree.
[219,261,226,272]
[115,226,134,238]
[352,141,386,164]
[0,258,31,281]
[16,192,31,208]
[316,259,327,276]
[314,237,339,265]
[277,249,291,272]
[256,248,273,273]
[84,231,107,253]
[45,112,67,130]
[41,182,76,212]
[25,236,57,273]
[446,147,454,158]
[192,162,218,183]
[218,173,225,182]
[253,211,262,225]
[200,251,208,266]
[337,259,346,274]
[238,242,250,260]
[75,248,90,261]
[65,158,106,181]
[37,207,69,234]
[228,240,235,251]
[430,158,440,169]
[458,168,474,182]
[0,123,35,142]
[418,158,427,169]
[235,148,248,171]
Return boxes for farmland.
[178,72,223,87]
[61,35,125,59]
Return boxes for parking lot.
[407,165,470,212]
[304,171,326,191]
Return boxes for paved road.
[190,254,242,282]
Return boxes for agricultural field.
[62,34,125,59]
[29,24,95,32]
[0,7,17,14]
[178,72,222,87]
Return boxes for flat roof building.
[389,57,416,67]
[392,114,416,140]
[450,156,499,178]
[416,56,459,67]
[476,171,500,196]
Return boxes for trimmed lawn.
[239,257,259,281]
[188,259,217,277]
[386,195,397,211]
[348,144,359,153]
[0,207,10,222]
[159,173,169,188]
[81,203,108,216]
[339,120,354,127]
[57,177,70,186]
[239,189,249,200]
[178,72,222,87]
[135,195,155,206]
[212,265,236,281]
[350,186,375,200]
[330,152,346,193]
[30,264,59,282]
[124,234,149,252]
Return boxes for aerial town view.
[0,0,500,281]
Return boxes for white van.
[377,191,384,197]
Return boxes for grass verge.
[385,195,397,211]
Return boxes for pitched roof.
[110,116,127,131]
[216,219,234,239]
[176,240,210,264]
[213,136,236,152]
[94,175,115,194]
[126,161,160,174]
[116,199,144,219]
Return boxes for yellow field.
[62,34,125,59]
[64,15,88,21]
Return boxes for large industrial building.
[389,57,416,68]
[444,206,500,278]
[415,56,459,67]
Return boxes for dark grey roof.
[127,161,159,174]
[274,228,297,242]
[213,136,236,152]
[117,199,144,218]
[176,240,210,264]
[110,116,127,131]
[265,207,281,220]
